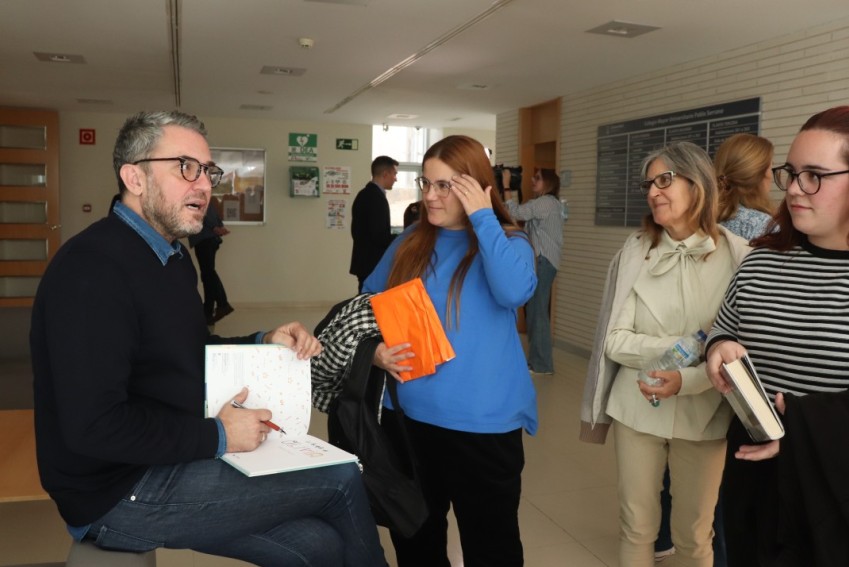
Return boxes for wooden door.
[517,99,561,334]
[0,108,60,307]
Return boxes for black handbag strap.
[367,342,420,478]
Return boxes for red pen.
[231,400,285,434]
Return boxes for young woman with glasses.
[706,106,849,566]
[363,135,538,567]
[501,168,565,375]
[581,141,751,567]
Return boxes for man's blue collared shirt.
[112,201,237,456]
[112,202,184,265]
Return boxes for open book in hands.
[721,354,785,442]
[205,344,357,476]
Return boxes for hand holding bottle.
[638,330,706,407]
[638,369,684,407]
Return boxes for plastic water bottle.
[638,330,707,407]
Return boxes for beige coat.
[580,227,750,444]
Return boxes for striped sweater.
[708,238,849,398]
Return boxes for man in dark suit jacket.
[349,155,399,292]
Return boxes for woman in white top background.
[503,168,564,375]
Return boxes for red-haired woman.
[364,135,538,567]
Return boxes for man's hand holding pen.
[217,387,274,452]
[231,399,285,434]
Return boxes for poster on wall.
[322,166,352,194]
[221,198,240,221]
[326,199,346,229]
[211,147,266,224]
[290,166,320,197]
[595,98,760,227]
[288,133,318,162]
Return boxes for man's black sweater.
[30,214,252,526]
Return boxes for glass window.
[0,201,47,223]
[0,239,47,261]
[0,164,46,186]
[0,125,46,150]
[373,125,442,230]
[0,276,40,298]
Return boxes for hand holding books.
[707,341,785,444]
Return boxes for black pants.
[194,239,228,318]
[722,417,780,567]
[382,412,525,567]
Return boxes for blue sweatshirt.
[364,208,539,435]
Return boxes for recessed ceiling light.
[260,66,306,77]
[387,113,418,119]
[34,52,86,64]
[76,98,113,105]
[586,20,660,38]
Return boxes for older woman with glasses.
[706,106,849,566]
[363,135,538,567]
[502,169,565,375]
[581,141,750,567]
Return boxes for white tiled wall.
[501,17,849,355]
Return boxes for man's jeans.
[526,256,556,373]
[87,459,386,567]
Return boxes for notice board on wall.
[595,98,760,227]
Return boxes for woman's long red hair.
[387,135,523,325]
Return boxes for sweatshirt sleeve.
[469,209,537,308]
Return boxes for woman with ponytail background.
[714,133,775,241]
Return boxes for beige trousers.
[613,421,726,567]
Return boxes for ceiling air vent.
[34,52,86,64]
[260,66,306,77]
[586,20,660,39]
[457,83,491,91]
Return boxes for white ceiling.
[3,0,849,132]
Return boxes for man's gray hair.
[113,110,207,192]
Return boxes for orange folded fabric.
[369,278,455,382]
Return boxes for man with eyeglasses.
[30,110,387,565]
[349,155,399,292]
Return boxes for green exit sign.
[336,138,358,150]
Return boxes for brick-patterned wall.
[514,18,849,355]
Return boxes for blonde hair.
[714,133,774,222]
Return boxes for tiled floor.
[0,304,620,567]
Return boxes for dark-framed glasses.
[415,176,452,197]
[132,156,225,188]
[639,170,677,195]
[771,164,849,195]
